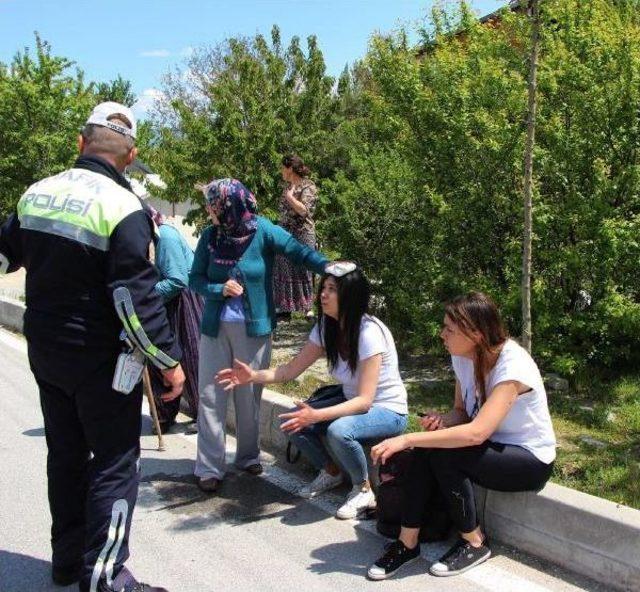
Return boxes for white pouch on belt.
[113,348,146,394]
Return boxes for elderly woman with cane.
[141,204,203,437]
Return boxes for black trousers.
[28,342,142,592]
[402,442,554,534]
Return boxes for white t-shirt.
[451,339,556,464]
[309,315,408,415]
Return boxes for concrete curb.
[1,295,638,591]
[0,295,25,333]
[483,483,640,591]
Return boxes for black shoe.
[51,563,81,586]
[244,463,263,476]
[429,538,491,577]
[367,540,420,580]
[197,477,221,492]
[98,579,169,592]
[99,584,169,592]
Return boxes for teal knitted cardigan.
[189,216,327,337]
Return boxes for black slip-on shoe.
[367,540,420,580]
[197,477,221,492]
[244,463,263,476]
[429,538,491,577]
[97,567,170,592]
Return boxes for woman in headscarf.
[273,154,319,320]
[144,203,204,434]
[189,178,328,492]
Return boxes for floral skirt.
[273,233,317,313]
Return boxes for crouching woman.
[367,291,556,580]
[216,263,408,519]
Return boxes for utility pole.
[521,0,540,353]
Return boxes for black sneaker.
[429,538,491,577]
[367,540,420,580]
[51,562,81,586]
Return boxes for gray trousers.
[195,322,272,480]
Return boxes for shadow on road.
[137,455,334,532]
[307,528,430,579]
[0,551,70,592]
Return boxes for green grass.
[547,374,640,508]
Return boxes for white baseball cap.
[86,101,137,138]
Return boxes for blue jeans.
[289,402,407,485]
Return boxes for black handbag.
[376,449,452,542]
[285,384,344,463]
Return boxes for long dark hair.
[444,292,508,404]
[316,268,370,374]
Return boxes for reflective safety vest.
[0,159,181,369]
[18,168,140,253]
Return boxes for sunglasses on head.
[325,261,357,278]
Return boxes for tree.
[147,26,340,220]
[127,0,640,375]
[0,34,138,221]
[0,34,95,219]
[326,1,530,347]
[325,0,640,372]
[94,74,136,107]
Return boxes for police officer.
[0,102,184,592]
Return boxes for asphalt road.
[0,328,607,592]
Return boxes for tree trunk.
[521,0,541,353]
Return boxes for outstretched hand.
[279,401,317,434]
[215,359,253,391]
[370,435,409,465]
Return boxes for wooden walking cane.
[142,366,165,451]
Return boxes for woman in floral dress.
[274,154,319,319]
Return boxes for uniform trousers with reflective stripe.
[28,342,141,592]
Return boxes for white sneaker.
[298,470,343,499]
[335,485,376,519]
